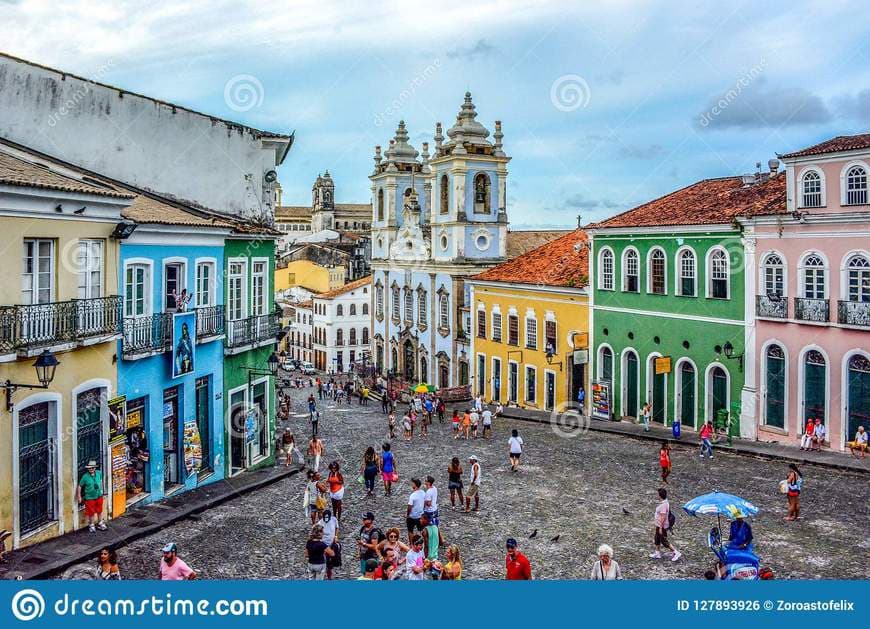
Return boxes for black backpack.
[668,509,677,530]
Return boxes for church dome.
[383,120,420,165]
[443,92,492,152]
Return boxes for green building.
[588,175,784,437]
[223,232,281,476]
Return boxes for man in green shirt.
[77,460,106,532]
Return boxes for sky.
[2,0,870,228]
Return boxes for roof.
[275,203,372,220]
[0,147,133,199]
[334,203,372,215]
[506,230,572,258]
[472,229,588,288]
[276,205,312,219]
[781,133,870,159]
[297,300,314,309]
[0,52,292,142]
[314,275,372,300]
[589,175,786,230]
[122,194,229,228]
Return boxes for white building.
[0,53,292,221]
[286,301,314,364]
[312,276,372,373]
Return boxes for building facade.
[370,94,510,389]
[275,172,371,236]
[312,276,372,373]
[286,301,313,364]
[468,230,591,412]
[740,134,870,450]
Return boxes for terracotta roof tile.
[472,229,588,288]
[781,133,870,159]
[506,229,571,258]
[589,175,785,229]
[0,148,133,199]
[314,275,372,300]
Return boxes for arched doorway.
[599,346,613,381]
[677,360,696,429]
[420,356,428,383]
[803,350,826,423]
[847,354,870,441]
[391,347,398,372]
[708,365,729,425]
[403,340,415,381]
[649,355,666,424]
[623,350,639,419]
[439,364,449,389]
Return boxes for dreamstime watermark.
[373,58,441,128]
[11,589,44,621]
[549,401,590,439]
[224,74,265,113]
[46,59,115,127]
[698,58,766,127]
[550,74,591,112]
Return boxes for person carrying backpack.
[650,487,681,562]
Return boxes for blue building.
[117,196,232,505]
[370,93,510,389]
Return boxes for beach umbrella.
[683,491,758,522]
[412,383,431,393]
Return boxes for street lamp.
[4,349,60,411]
[720,341,744,372]
[245,351,281,389]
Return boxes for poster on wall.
[171,311,196,379]
[245,409,257,445]
[110,441,127,518]
[182,418,203,475]
[108,395,127,443]
[591,380,612,420]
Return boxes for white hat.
[468,455,478,461]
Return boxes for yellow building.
[468,230,591,414]
[1,140,128,549]
[275,259,345,294]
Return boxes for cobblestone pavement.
[62,383,869,580]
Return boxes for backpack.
[667,509,676,530]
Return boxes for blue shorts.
[424,510,439,525]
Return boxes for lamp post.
[721,341,744,372]
[245,351,280,390]
[4,350,60,412]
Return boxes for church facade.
[370,93,510,389]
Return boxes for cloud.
[834,88,870,122]
[562,193,620,211]
[617,143,664,160]
[446,38,496,60]
[697,85,831,130]
[594,69,624,86]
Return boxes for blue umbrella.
[683,491,759,520]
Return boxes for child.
[659,441,671,484]
[403,413,412,441]
[452,409,460,438]
[462,410,472,440]
[388,412,396,439]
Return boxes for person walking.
[96,547,121,580]
[505,538,532,580]
[380,442,396,496]
[77,460,107,532]
[508,429,524,472]
[481,405,493,438]
[650,488,681,561]
[436,397,445,423]
[447,457,464,509]
[388,410,397,439]
[304,524,334,580]
[470,408,480,438]
[310,410,321,437]
[461,409,472,440]
[465,455,481,513]
[452,409,461,438]
[590,544,622,580]
[357,512,384,576]
[382,389,390,415]
[784,463,803,521]
[406,478,426,537]
[316,509,341,579]
[577,386,586,411]
[307,435,323,472]
[305,470,328,524]
[423,475,439,525]
[159,543,196,580]
[361,446,380,497]
[659,441,672,484]
[641,402,651,432]
[421,513,444,574]
[327,461,345,520]
[699,420,714,459]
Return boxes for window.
[125,264,149,316]
[525,316,537,349]
[762,253,785,297]
[362,302,369,315]
[599,248,614,290]
[195,376,212,473]
[708,248,729,299]
[477,354,486,396]
[473,173,491,214]
[845,165,868,205]
[439,294,449,329]
[802,254,826,299]
[195,261,214,307]
[404,289,413,322]
[649,248,666,294]
[492,312,502,342]
[252,260,267,316]
[164,262,185,311]
[847,254,870,302]
[418,290,427,326]
[801,170,822,208]
[362,327,369,344]
[376,285,384,319]
[349,304,356,316]
[336,304,344,318]
[391,286,400,320]
[18,400,57,534]
[228,260,246,320]
[349,328,357,346]
[77,240,103,299]
[22,239,54,304]
[440,175,449,214]
[623,249,639,292]
[477,307,486,338]
[507,314,519,345]
[336,329,344,346]
[525,366,536,403]
[678,249,696,296]
[545,320,557,354]
[377,189,384,221]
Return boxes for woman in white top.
[590,544,622,580]
[508,429,524,472]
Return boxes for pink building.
[740,134,870,451]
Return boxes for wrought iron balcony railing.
[0,296,122,354]
[122,312,171,357]
[838,300,870,327]
[225,310,281,349]
[756,294,787,319]
[195,305,225,339]
[794,297,830,323]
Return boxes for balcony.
[225,310,281,352]
[195,305,225,340]
[794,298,830,323]
[122,313,171,358]
[756,294,787,319]
[0,296,122,356]
[838,300,870,327]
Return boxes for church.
[370,93,511,389]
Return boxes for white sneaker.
[649,551,662,559]
[88,524,96,533]
[671,551,682,562]
[97,521,107,531]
